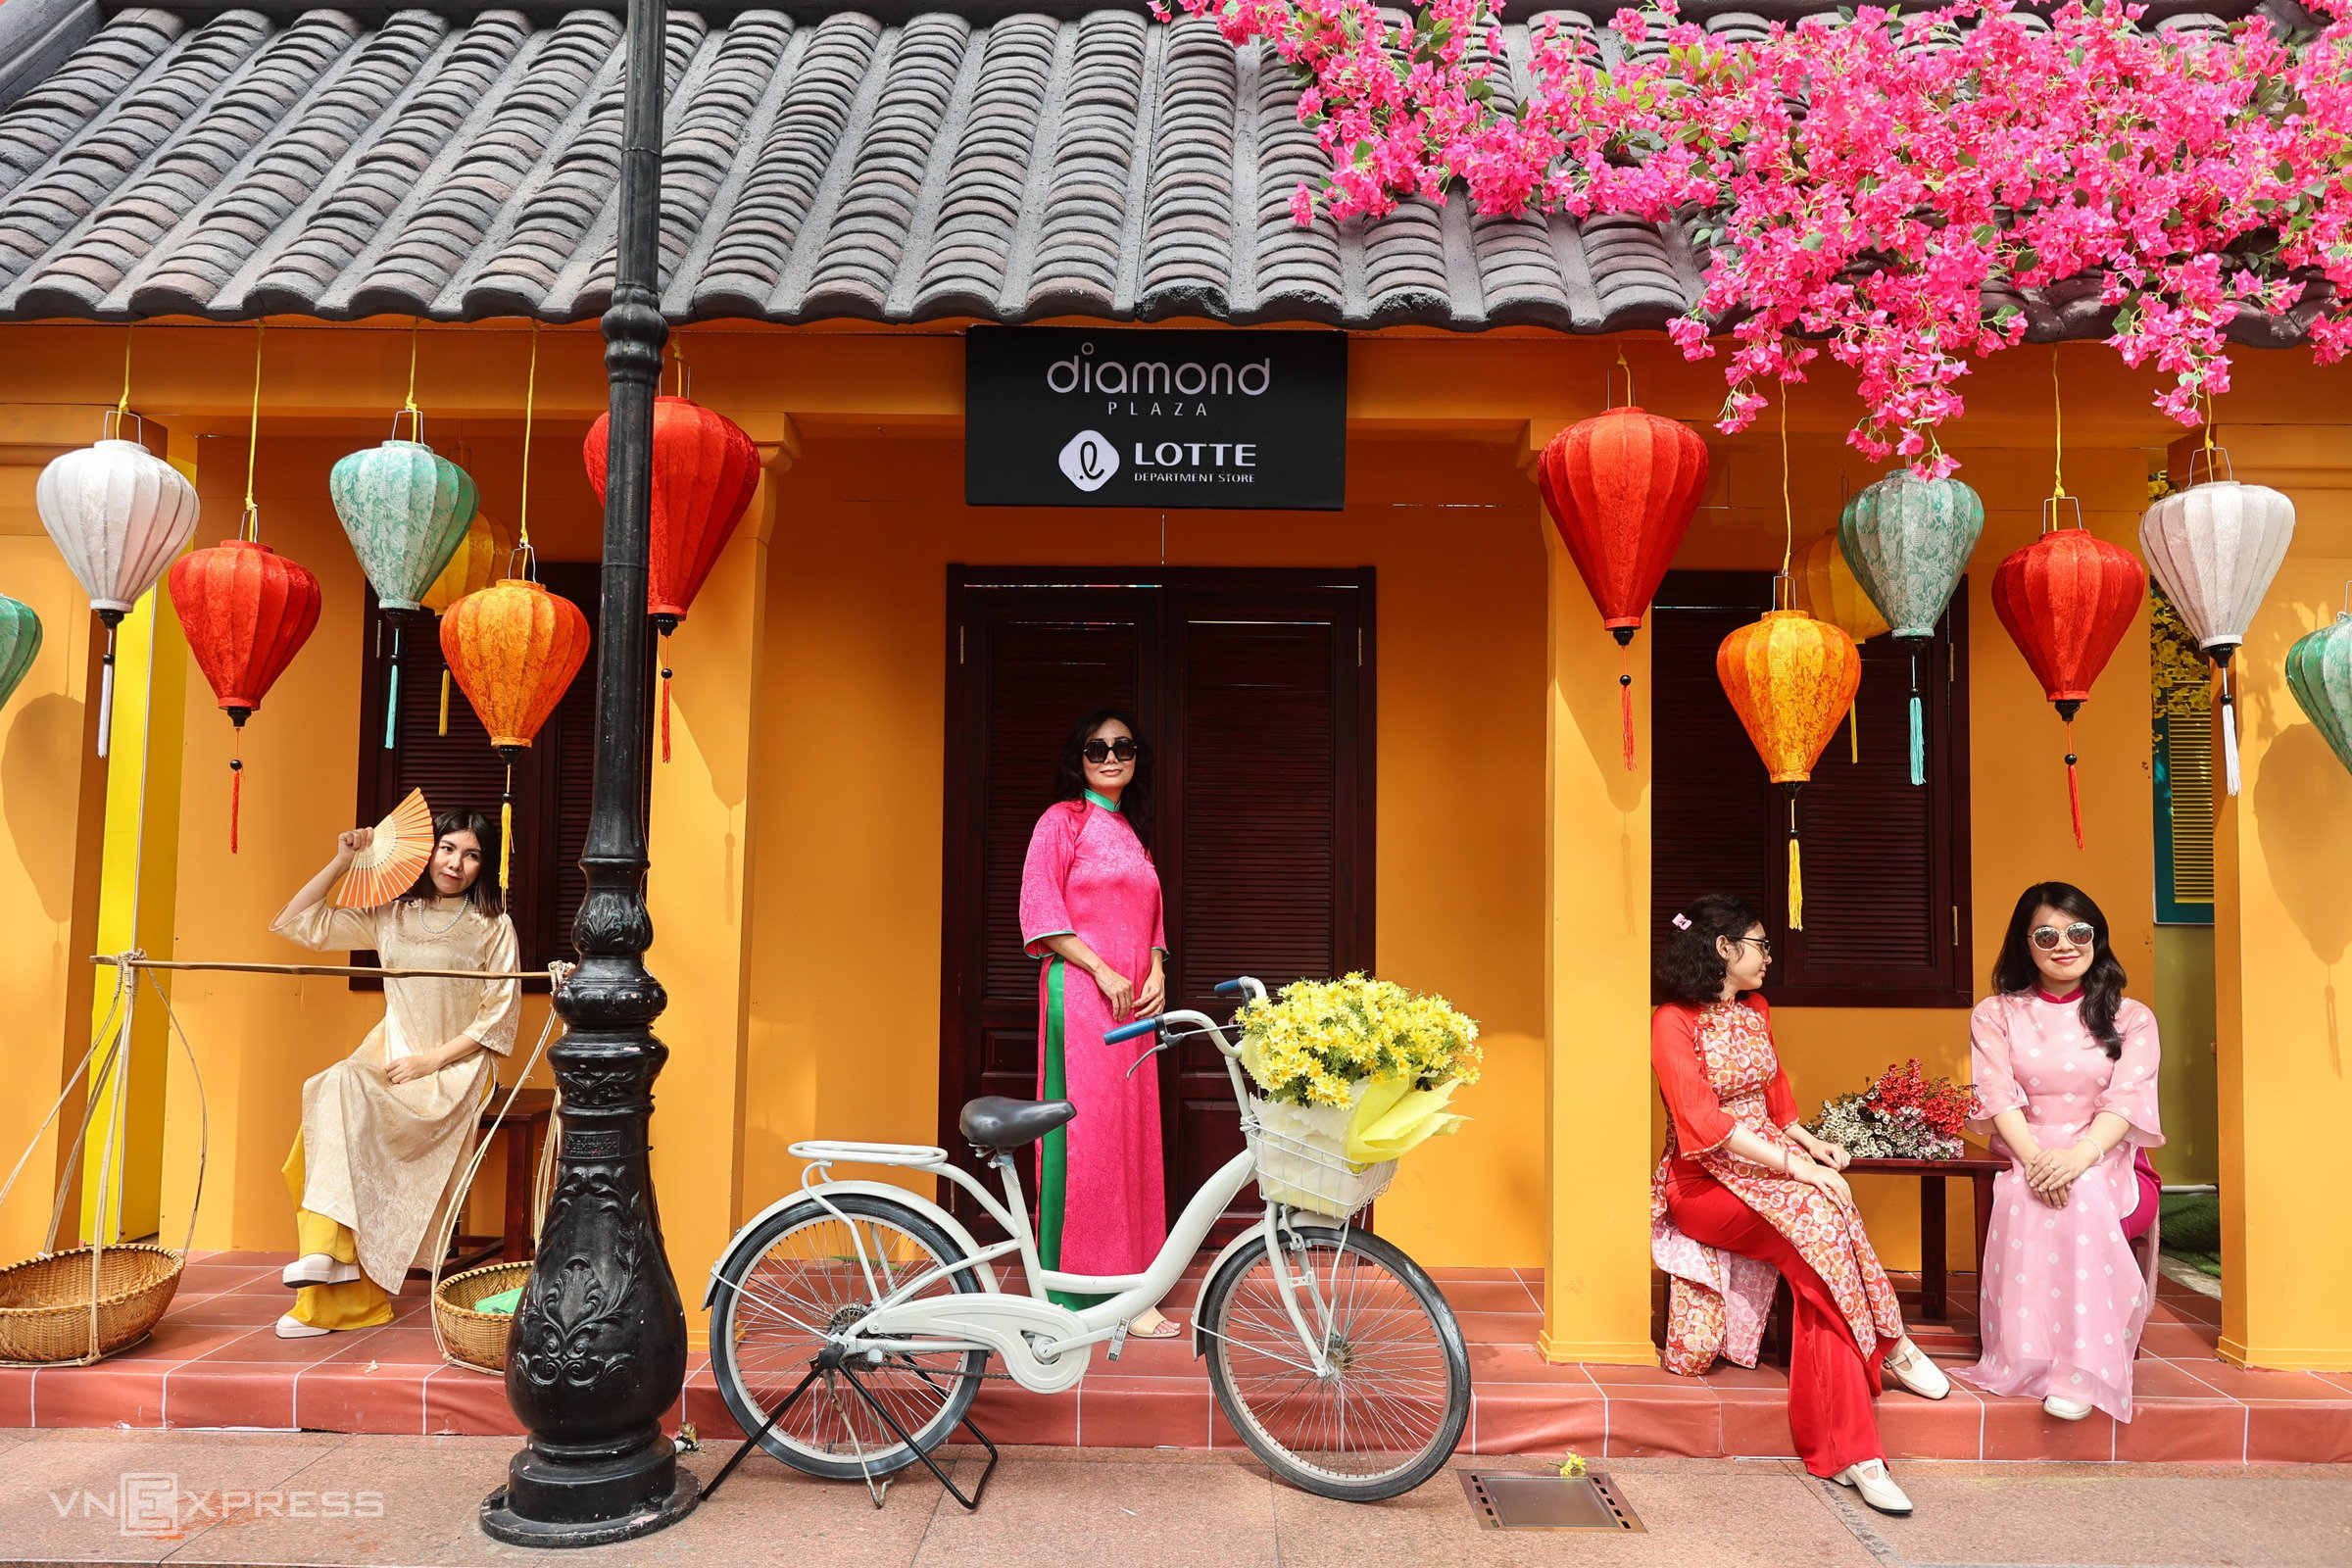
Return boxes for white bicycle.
[699,977,1470,1506]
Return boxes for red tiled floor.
[9,1252,2346,1470]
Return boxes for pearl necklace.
[415,897,469,937]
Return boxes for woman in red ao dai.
[1648,895,1951,1517]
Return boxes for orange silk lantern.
[1990,517,2145,849]
[1716,603,1861,929]
[167,535,321,852]
[440,576,590,889]
[1536,404,1710,768]
[582,395,759,762]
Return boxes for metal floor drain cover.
[1458,1469,1644,1532]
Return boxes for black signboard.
[964,327,1347,510]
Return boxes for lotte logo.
[1057,430,1118,493]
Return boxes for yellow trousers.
[281,1135,395,1330]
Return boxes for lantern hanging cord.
[2050,348,2067,501]
[516,320,538,551]
[1613,348,1632,410]
[242,321,265,538]
[400,317,422,428]
[116,323,134,416]
[1779,389,1793,576]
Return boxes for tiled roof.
[0,0,2299,337]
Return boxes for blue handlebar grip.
[1102,1017,1160,1045]
[1213,979,1246,996]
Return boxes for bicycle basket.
[1242,1096,1396,1220]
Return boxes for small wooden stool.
[443,1088,557,1273]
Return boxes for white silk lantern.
[35,416,202,757]
[2138,455,2295,796]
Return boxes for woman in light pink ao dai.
[1956,883,2163,1423]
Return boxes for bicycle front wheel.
[708,1193,986,1483]
[1200,1222,1469,1501]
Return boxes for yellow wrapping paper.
[1342,1073,1469,1164]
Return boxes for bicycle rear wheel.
[1200,1221,1469,1501]
[708,1193,986,1482]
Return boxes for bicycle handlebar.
[1213,978,1247,996]
[1102,1016,1159,1045]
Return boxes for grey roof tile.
[0,0,2292,338]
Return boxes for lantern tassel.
[1908,654,1925,788]
[437,668,451,736]
[382,625,401,751]
[2064,719,2083,850]
[96,619,119,760]
[2221,669,2241,797]
[228,751,242,856]
[1786,790,1804,930]
[500,763,514,894]
[1618,645,1634,771]
[661,632,674,764]
[1788,835,1803,930]
[1847,704,1858,765]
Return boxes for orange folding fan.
[333,789,434,907]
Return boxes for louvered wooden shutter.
[1651,571,1972,1007]
[2151,590,2216,920]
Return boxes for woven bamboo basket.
[434,1259,531,1374]
[0,1245,182,1364]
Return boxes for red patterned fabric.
[167,538,320,716]
[1535,406,1708,635]
[1990,527,2146,704]
[584,396,760,624]
[1649,999,1906,1374]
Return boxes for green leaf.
[1801,232,1827,251]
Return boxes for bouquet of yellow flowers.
[1233,975,1481,1211]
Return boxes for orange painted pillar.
[2201,425,2352,1372]
[1531,426,1658,1365]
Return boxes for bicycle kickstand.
[700,1363,824,1505]
[838,1361,1001,1512]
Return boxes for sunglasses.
[2030,922,2098,951]
[1082,737,1138,764]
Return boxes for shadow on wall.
[4,692,81,923]
[2252,721,2352,1074]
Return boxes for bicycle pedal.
[1106,1323,1129,1362]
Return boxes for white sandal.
[272,1313,332,1340]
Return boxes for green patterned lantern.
[1839,470,1985,785]
[0,593,40,710]
[329,435,478,613]
[330,429,477,750]
[2286,608,2352,779]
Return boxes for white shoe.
[281,1253,360,1288]
[1886,1341,1951,1400]
[273,1313,332,1340]
[2043,1393,2094,1421]
[1832,1459,1914,1517]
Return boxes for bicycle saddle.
[957,1096,1076,1151]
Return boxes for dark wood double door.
[939,568,1376,1236]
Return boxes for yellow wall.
[740,434,1552,1272]
[0,322,2323,1368]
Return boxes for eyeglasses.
[1082,737,1138,764]
[2030,922,2097,951]
[1731,936,1773,957]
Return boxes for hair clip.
[1672,912,1691,931]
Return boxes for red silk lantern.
[1990,518,2145,849]
[167,537,321,852]
[1536,406,1710,767]
[440,576,591,890]
[583,395,759,763]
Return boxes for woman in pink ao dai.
[1957,883,2163,1423]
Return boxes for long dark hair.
[1054,708,1152,839]
[398,808,506,917]
[1992,882,2125,1056]
[1654,893,1766,1005]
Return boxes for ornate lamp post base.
[480,1438,698,1546]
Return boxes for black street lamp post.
[479,0,697,1544]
